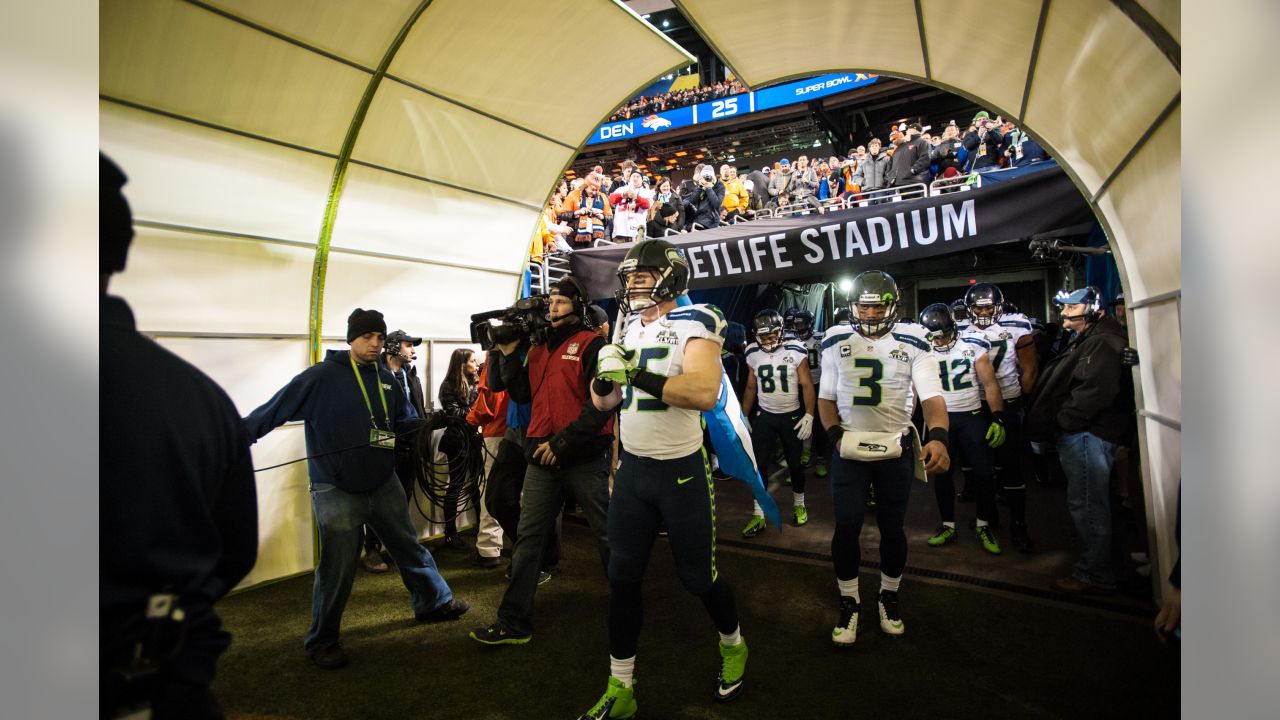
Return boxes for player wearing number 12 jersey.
[741,310,815,536]
[819,271,950,646]
[580,240,747,719]
[918,304,1007,554]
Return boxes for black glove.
[826,425,845,448]
[1121,347,1139,367]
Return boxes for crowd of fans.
[534,110,1050,260]
[608,79,749,121]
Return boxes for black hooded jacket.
[1025,314,1133,444]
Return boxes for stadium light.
[662,19,669,27]
[839,279,853,293]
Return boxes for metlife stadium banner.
[586,73,880,146]
[568,166,1093,299]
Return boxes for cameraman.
[681,163,725,230]
[469,277,613,645]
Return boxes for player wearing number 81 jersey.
[818,271,950,647]
[785,308,830,478]
[741,310,815,536]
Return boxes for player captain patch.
[839,345,852,357]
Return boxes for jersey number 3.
[852,358,882,406]
[621,347,671,411]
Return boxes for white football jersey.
[972,313,1034,400]
[619,303,726,460]
[745,340,808,414]
[819,322,943,434]
[796,331,825,385]
[930,333,991,412]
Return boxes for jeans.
[497,452,610,636]
[1058,431,1118,588]
[306,475,453,650]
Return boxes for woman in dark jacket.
[438,348,480,551]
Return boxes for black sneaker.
[307,643,350,670]
[878,591,905,635]
[440,534,472,554]
[415,597,470,623]
[470,552,501,569]
[469,623,531,646]
[1010,521,1034,553]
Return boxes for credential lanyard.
[350,354,390,429]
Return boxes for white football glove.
[794,414,814,441]
[596,344,636,385]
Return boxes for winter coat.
[852,152,890,190]
[681,179,725,229]
[1025,315,1133,444]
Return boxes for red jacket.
[466,362,508,438]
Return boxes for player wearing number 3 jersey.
[818,271,950,646]
[579,240,747,720]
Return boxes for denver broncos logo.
[642,115,672,130]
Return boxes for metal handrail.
[929,173,981,195]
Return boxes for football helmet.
[949,299,968,323]
[786,308,816,339]
[919,303,958,352]
[752,309,785,351]
[848,270,900,338]
[615,239,690,314]
[964,283,1004,328]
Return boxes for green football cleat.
[927,525,957,547]
[715,639,748,702]
[975,525,1003,555]
[800,448,812,466]
[577,676,637,720]
[741,515,766,538]
[815,461,828,478]
[793,506,809,526]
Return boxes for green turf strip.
[214,523,1178,719]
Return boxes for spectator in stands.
[1026,287,1131,595]
[963,111,1005,171]
[676,163,707,205]
[931,124,965,181]
[682,163,726,230]
[743,166,771,215]
[564,181,610,246]
[851,138,890,201]
[647,200,682,239]
[1004,123,1048,167]
[890,123,933,190]
[819,161,845,201]
[767,157,792,208]
[720,164,749,223]
[649,176,684,230]
[609,161,637,194]
[789,155,824,214]
[609,170,652,243]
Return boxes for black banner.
[568,166,1093,300]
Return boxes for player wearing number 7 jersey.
[819,270,950,646]
[579,240,747,719]
[918,304,1007,554]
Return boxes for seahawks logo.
[858,442,889,453]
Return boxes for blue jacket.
[244,349,414,492]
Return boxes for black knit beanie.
[346,308,386,342]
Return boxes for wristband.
[592,377,616,396]
[631,369,668,400]
[990,410,1006,425]
[826,425,845,446]
[926,427,949,448]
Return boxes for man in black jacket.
[890,123,933,190]
[1026,287,1132,595]
[101,154,259,719]
[469,276,613,645]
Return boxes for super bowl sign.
[586,74,879,146]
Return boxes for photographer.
[962,111,1005,171]
[469,277,613,645]
[681,163,725,230]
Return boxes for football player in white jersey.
[786,308,830,478]
[819,271,950,645]
[741,310,815,536]
[951,299,972,333]
[918,304,1008,554]
[580,240,746,719]
[965,283,1039,552]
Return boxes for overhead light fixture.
[662,19,670,27]
[694,153,704,159]
[674,151,688,157]
[727,155,735,162]
[839,279,853,293]
[646,156,659,162]
[813,139,822,147]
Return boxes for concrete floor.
[708,459,1155,614]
